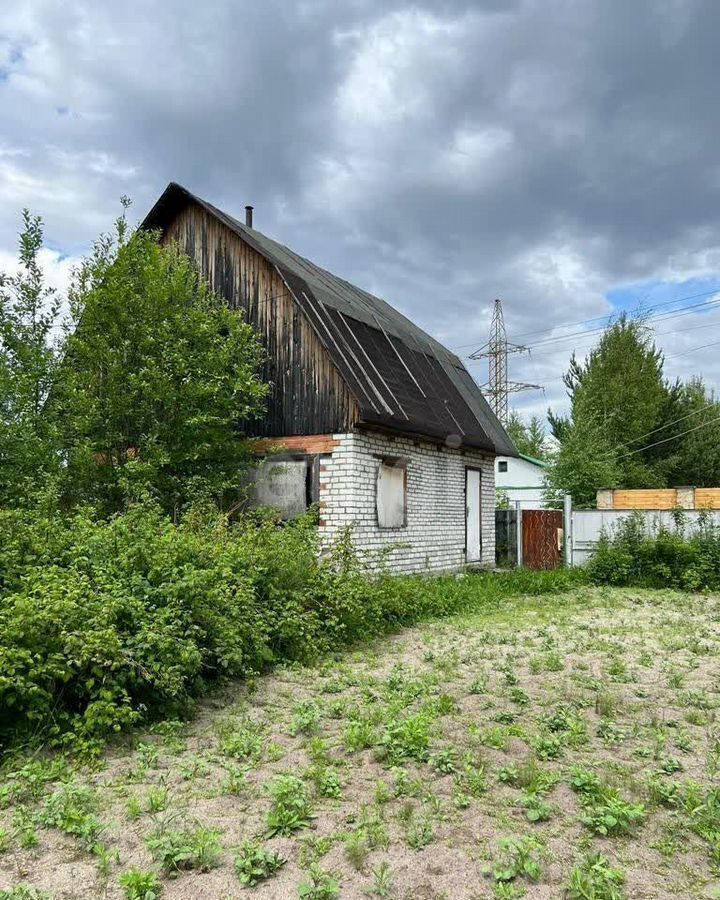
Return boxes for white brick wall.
[318,430,496,573]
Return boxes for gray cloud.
[1,0,719,420]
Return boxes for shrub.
[587,510,720,591]
[0,500,582,753]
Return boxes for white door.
[466,468,482,563]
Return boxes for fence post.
[515,500,523,568]
[563,494,573,566]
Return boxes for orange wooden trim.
[250,435,340,456]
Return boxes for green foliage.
[0,212,61,507]
[567,853,626,900]
[0,495,583,753]
[290,700,322,736]
[52,217,267,515]
[579,786,645,837]
[265,775,313,836]
[0,888,50,900]
[505,412,548,460]
[146,823,222,872]
[298,863,340,899]
[587,511,720,591]
[41,781,104,851]
[547,316,671,504]
[486,835,542,884]
[544,415,621,508]
[119,869,163,900]
[234,840,286,886]
[380,712,434,764]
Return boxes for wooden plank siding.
[694,489,720,509]
[597,487,720,510]
[611,489,680,510]
[162,204,359,437]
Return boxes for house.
[495,452,549,509]
[143,183,517,572]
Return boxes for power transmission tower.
[469,298,541,424]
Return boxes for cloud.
[0,0,719,424]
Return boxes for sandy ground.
[1,586,719,899]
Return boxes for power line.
[463,313,720,366]
[615,412,720,460]
[512,297,720,354]
[453,285,720,353]
[608,402,718,456]
[486,332,720,390]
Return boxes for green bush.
[0,500,582,753]
[587,510,720,591]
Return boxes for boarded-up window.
[377,459,406,528]
[250,459,312,519]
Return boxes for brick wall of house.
[318,430,496,572]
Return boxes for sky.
[2,0,720,426]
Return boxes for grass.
[0,582,719,897]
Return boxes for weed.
[343,718,377,752]
[0,888,50,900]
[566,852,625,900]
[146,784,169,814]
[374,780,391,805]
[179,754,211,780]
[291,700,322,736]
[266,774,314,836]
[41,782,104,852]
[298,863,340,899]
[221,764,246,795]
[486,835,542,884]
[370,861,394,897]
[406,815,434,850]
[119,869,163,900]
[234,840,286,887]
[469,674,489,694]
[12,807,38,849]
[380,713,434,764]
[580,790,645,837]
[344,829,370,871]
[218,719,264,763]
[431,748,458,775]
[146,824,222,872]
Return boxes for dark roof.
[143,183,517,456]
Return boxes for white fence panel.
[569,509,720,566]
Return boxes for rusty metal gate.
[521,509,563,570]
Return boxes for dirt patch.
[1,587,719,898]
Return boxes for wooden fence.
[597,487,720,510]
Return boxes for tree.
[663,378,720,487]
[52,208,268,514]
[0,212,61,506]
[544,416,621,508]
[546,315,673,503]
[505,411,548,459]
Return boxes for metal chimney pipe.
[245,205,254,228]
